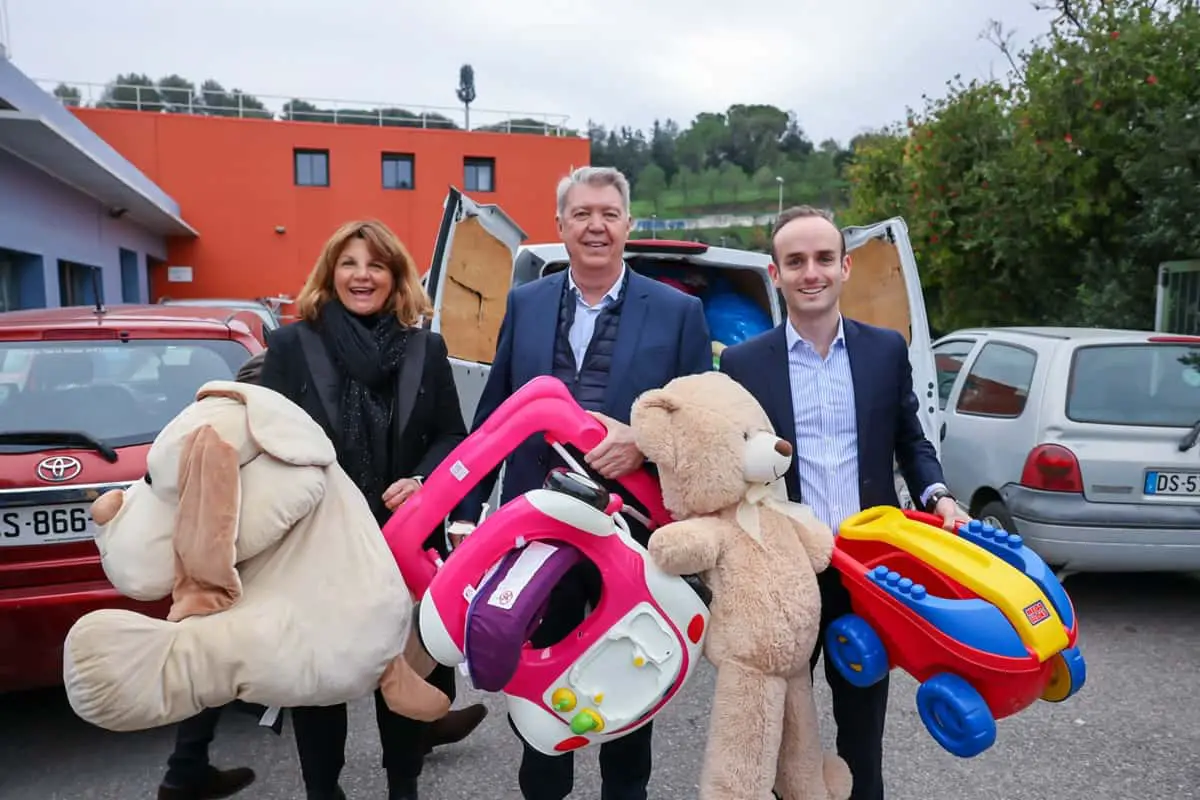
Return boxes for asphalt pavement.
[2,572,1198,800]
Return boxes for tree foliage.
[588,105,853,218]
[845,0,1200,332]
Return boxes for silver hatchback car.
[932,326,1200,574]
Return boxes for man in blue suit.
[449,166,712,800]
[719,206,966,800]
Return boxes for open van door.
[425,186,528,424]
[840,217,941,484]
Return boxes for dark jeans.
[514,561,654,800]
[163,702,279,786]
[810,569,889,800]
[163,706,225,786]
[291,663,458,795]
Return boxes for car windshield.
[0,339,252,449]
[1066,343,1200,427]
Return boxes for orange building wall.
[72,108,590,303]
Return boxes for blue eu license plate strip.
[1144,470,1200,495]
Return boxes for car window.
[932,339,977,409]
[0,339,252,450]
[955,342,1037,418]
[1066,343,1200,427]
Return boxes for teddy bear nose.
[774,439,792,457]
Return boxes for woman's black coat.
[258,319,467,535]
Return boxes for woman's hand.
[382,478,422,511]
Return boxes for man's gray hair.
[555,166,631,217]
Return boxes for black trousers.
[163,706,225,786]
[810,569,888,800]
[514,560,654,800]
[291,663,458,796]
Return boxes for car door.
[930,335,983,499]
[841,217,941,456]
[425,186,528,425]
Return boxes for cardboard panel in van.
[843,236,911,344]
[437,215,516,364]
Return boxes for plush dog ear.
[167,424,243,622]
[197,381,335,468]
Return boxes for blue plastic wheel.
[826,614,889,688]
[916,674,997,758]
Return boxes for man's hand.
[584,411,645,479]
[382,478,422,511]
[447,520,475,551]
[934,496,970,532]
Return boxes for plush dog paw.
[822,751,853,800]
[64,608,198,732]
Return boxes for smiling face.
[557,182,633,274]
[332,236,395,316]
[769,214,850,323]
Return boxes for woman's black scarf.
[317,299,410,520]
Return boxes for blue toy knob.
[1007,534,1023,547]
[898,577,913,593]
[911,584,927,600]
[886,571,901,585]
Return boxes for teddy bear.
[62,379,450,733]
[629,371,853,800]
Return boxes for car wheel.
[976,499,1017,536]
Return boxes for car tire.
[976,499,1017,536]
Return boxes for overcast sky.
[4,0,1052,145]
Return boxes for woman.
[259,219,486,800]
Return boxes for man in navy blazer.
[450,166,712,800]
[719,206,965,800]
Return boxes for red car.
[0,304,266,694]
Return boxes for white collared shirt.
[565,265,625,372]
[785,315,862,530]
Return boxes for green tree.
[636,163,668,214]
[846,0,1200,332]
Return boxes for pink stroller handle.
[381,376,673,596]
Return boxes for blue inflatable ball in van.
[704,290,773,346]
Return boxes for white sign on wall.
[167,266,193,283]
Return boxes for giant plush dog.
[63,380,449,732]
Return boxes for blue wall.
[0,59,183,218]
[0,149,164,308]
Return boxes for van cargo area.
[434,235,920,372]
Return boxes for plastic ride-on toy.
[380,376,711,756]
[824,506,1087,758]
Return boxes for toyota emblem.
[36,456,83,483]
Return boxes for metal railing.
[35,79,583,138]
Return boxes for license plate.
[1143,470,1200,497]
[0,503,97,546]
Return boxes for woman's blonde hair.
[296,219,433,327]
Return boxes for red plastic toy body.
[826,507,1086,758]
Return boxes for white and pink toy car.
[381,376,711,755]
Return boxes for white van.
[423,187,940,505]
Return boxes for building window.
[294,148,329,187]
[58,260,103,307]
[382,153,415,190]
[464,157,495,192]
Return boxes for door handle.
[939,422,947,442]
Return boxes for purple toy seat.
[464,540,585,692]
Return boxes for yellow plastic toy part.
[838,506,1069,662]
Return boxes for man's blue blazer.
[719,318,944,511]
[453,268,713,521]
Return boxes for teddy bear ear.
[635,388,681,416]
